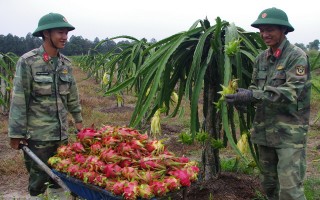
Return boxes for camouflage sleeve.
[248,58,264,100]
[8,57,32,138]
[67,68,83,123]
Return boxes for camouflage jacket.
[249,38,311,148]
[8,45,82,141]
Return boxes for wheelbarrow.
[19,144,165,199]
[19,144,126,199]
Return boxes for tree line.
[1,33,318,57]
[0,33,136,56]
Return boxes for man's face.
[258,25,284,48]
[47,28,69,49]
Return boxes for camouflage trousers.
[23,140,67,196]
[257,145,306,200]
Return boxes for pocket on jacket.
[59,75,71,95]
[271,71,286,87]
[256,71,267,89]
[33,76,53,95]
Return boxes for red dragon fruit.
[117,142,133,156]
[77,128,100,147]
[102,163,122,178]
[138,184,154,199]
[123,181,138,200]
[100,148,125,163]
[130,139,146,150]
[139,159,166,171]
[56,145,74,158]
[90,141,103,155]
[164,176,181,191]
[150,180,168,197]
[74,168,88,180]
[137,133,148,143]
[93,174,107,187]
[145,140,164,155]
[175,155,190,163]
[71,142,86,153]
[74,153,87,165]
[169,169,191,187]
[99,125,114,136]
[138,170,164,184]
[184,165,200,181]
[119,159,132,168]
[82,171,98,184]
[101,136,120,147]
[105,179,117,192]
[130,149,146,160]
[55,158,72,173]
[118,127,139,138]
[84,155,105,172]
[121,167,139,180]
[66,164,81,177]
[112,180,127,195]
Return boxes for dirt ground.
[1,67,319,200]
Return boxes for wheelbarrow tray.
[52,170,163,200]
[52,169,123,200]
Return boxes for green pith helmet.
[32,13,75,37]
[251,7,294,32]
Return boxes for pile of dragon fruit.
[48,125,199,200]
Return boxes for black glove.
[225,88,253,104]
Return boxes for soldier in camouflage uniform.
[8,13,83,197]
[225,7,311,200]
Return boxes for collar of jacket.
[38,45,63,63]
[266,38,289,61]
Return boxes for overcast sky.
[1,0,318,45]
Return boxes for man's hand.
[9,138,27,150]
[225,88,253,104]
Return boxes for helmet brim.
[251,18,294,32]
[32,22,75,37]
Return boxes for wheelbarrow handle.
[19,144,70,192]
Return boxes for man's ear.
[42,30,50,38]
[281,26,288,35]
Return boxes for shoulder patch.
[296,66,306,76]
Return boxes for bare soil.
[1,67,319,200]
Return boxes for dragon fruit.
[169,169,191,187]
[77,128,100,147]
[164,176,181,191]
[47,156,62,167]
[56,145,74,158]
[48,124,200,199]
[150,180,168,197]
[123,181,138,200]
[66,164,81,176]
[112,180,127,195]
[73,153,86,165]
[121,167,139,180]
[138,184,154,199]
[90,141,102,155]
[71,142,86,153]
[102,163,122,178]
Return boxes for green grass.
[220,156,259,175]
[305,177,320,200]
